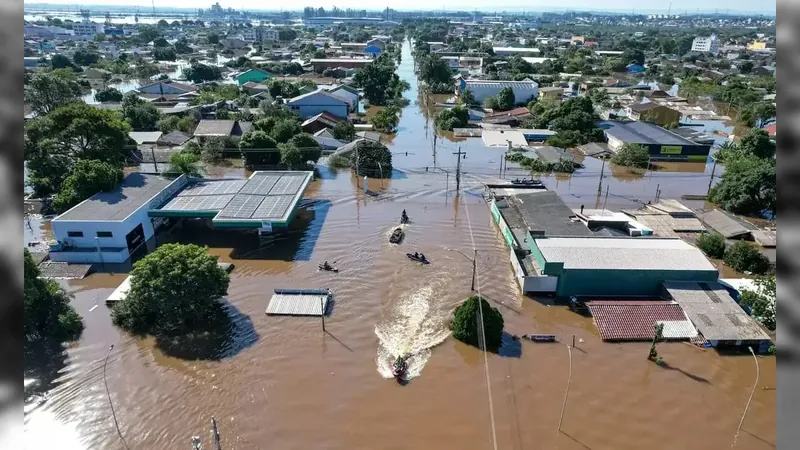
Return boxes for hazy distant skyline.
[24,1,776,16]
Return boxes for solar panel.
[252,195,295,219]
[269,175,306,195]
[240,175,281,195]
[217,194,265,219]
[161,196,191,210]
[178,180,247,197]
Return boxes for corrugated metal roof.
[587,301,695,341]
[663,281,771,342]
[129,131,163,145]
[266,289,331,316]
[696,209,753,238]
[533,237,718,271]
[600,121,699,146]
[194,120,236,137]
[482,130,528,147]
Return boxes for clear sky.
[24,0,776,15]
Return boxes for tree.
[739,61,754,74]
[72,49,99,66]
[544,131,582,149]
[739,104,776,130]
[459,89,476,107]
[278,143,304,169]
[52,159,124,213]
[353,58,399,105]
[434,105,468,131]
[622,48,645,66]
[288,133,322,163]
[111,244,230,336]
[270,119,302,143]
[695,232,726,259]
[604,58,627,73]
[94,86,123,103]
[183,63,222,83]
[157,19,169,28]
[122,92,161,130]
[24,249,84,343]
[166,151,204,177]
[207,33,220,45]
[723,241,771,275]
[418,54,453,92]
[709,156,775,217]
[332,121,356,141]
[587,88,611,108]
[450,296,504,352]
[157,115,180,133]
[351,139,392,178]
[739,275,776,330]
[496,87,516,111]
[24,72,82,116]
[611,143,650,168]
[659,37,677,55]
[153,46,177,61]
[648,323,665,364]
[239,131,279,168]
[25,103,130,196]
[51,54,76,70]
[370,106,400,132]
[174,38,193,54]
[253,117,277,134]
[483,95,500,110]
[738,128,775,159]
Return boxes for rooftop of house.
[599,121,701,147]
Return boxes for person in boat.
[413,252,419,259]
[323,261,332,270]
[401,209,408,222]
[419,253,426,262]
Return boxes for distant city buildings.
[241,26,279,43]
[72,19,104,37]
[691,34,720,55]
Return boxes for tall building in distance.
[691,34,719,55]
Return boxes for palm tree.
[166,151,204,177]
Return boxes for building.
[426,41,446,52]
[137,81,197,96]
[309,58,372,72]
[72,20,104,37]
[222,37,247,49]
[492,46,540,56]
[193,120,250,138]
[747,41,768,51]
[570,36,585,45]
[287,89,349,119]
[538,86,564,101]
[600,121,711,162]
[241,26,279,43]
[528,237,720,297]
[626,103,681,127]
[326,84,360,111]
[691,34,720,55]
[301,111,344,134]
[364,45,382,57]
[366,38,386,50]
[456,79,539,104]
[236,68,272,85]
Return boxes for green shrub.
[450,295,504,352]
[696,232,726,259]
[723,241,771,275]
[611,143,650,168]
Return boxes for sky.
[24,0,776,15]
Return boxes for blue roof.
[364,45,382,54]
[626,64,645,72]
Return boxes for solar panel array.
[162,194,236,211]
[270,175,307,195]
[217,194,266,219]
[252,195,295,219]
[239,175,281,195]
[177,179,248,197]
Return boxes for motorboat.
[511,178,543,186]
[389,227,404,244]
[391,355,408,379]
[406,253,430,264]
[318,263,338,273]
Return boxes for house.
[570,36,585,45]
[492,46,540,56]
[137,81,197,96]
[364,45,382,57]
[366,38,386,50]
[599,120,711,162]
[193,120,250,138]
[82,68,112,80]
[626,103,681,127]
[222,37,248,49]
[236,68,272,85]
[538,86,564,101]
[312,128,348,149]
[242,81,271,95]
[128,131,163,146]
[691,34,720,55]
[457,79,539,104]
[309,58,372,72]
[326,84,359,111]
[301,111,344,134]
[158,131,193,147]
[626,64,645,73]
[287,89,349,119]
[427,42,446,52]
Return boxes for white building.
[241,26,279,43]
[72,20,104,37]
[456,79,539,104]
[691,34,720,55]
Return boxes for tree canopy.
[183,63,222,83]
[287,133,322,163]
[166,151,204,177]
[270,118,302,144]
[94,87,123,103]
[709,156,775,217]
[111,244,230,337]
[695,232,726,259]
[24,71,82,116]
[353,54,406,105]
[369,106,401,132]
[418,54,453,93]
[332,121,356,141]
[723,241,771,275]
[122,92,162,131]
[739,275,776,331]
[435,105,469,131]
[450,295,504,352]
[611,143,650,169]
[352,139,392,178]
[239,131,279,168]
[24,249,83,343]
[52,159,124,213]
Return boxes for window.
[97,231,113,238]
[67,231,83,238]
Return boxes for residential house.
[366,38,386,50]
[326,84,360,112]
[310,58,372,72]
[138,81,198,96]
[427,42,446,52]
[286,89,349,119]
[538,86,564,101]
[193,120,250,139]
[364,45,382,57]
[222,37,248,49]
[570,36,585,45]
[457,79,539,104]
[626,103,681,127]
[301,111,345,134]
[242,81,271,96]
[492,46,541,56]
[158,131,193,147]
[236,68,272,85]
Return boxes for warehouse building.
[456,79,539,104]
[599,120,712,162]
[49,171,313,264]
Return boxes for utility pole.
[471,249,477,291]
[151,146,159,173]
[453,147,465,191]
[597,157,606,193]
[210,416,221,450]
[558,345,573,435]
[707,157,718,196]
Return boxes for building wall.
[327,88,359,108]
[554,268,720,297]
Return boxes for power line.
[103,345,130,450]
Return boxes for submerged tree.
[451,296,504,352]
[648,322,665,364]
[24,249,84,343]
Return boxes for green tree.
[178,116,197,133]
[278,143,304,169]
[24,249,84,342]
[52,159,124,213]
[483,95,500,110]
[369,106,401,131]
[111,244,230,336]
[166,151,204,177]
[622,48,645,66]
[738,61,754,74]
[738,128,776,159]
[270,119,302,143]
[94,86,123,103]
[587,88,611,108]
[648,322,665,363]
[24,71,82,116]
[709,156,775,217]
[739,104,776,130]
[723,241,771,275]
[611,143,650,168]
[239,131,279,168]
[72,49,99,66]
[353,57,400,105]
[287,133,322,163]
[695,232,726,259]
[496,87,516,111]
[659,37,677,55]
[418,54,453,92]
[153,46,177,61]
[122,92,161,130]
[459,89,476,107]
[739,275,776,330]
[183,63,222,83]
[434,105,469,131]
[207,33,220,45]
[157,115,180,133]
[51,54,76,70]
[332,121,356,141]
[450,295,504,352]
[351,139,392,178]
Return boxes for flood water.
[24,40,775,450]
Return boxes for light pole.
[558,345,573,435]
[732,347,759,448]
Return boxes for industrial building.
[599,120,712,162]
[456,79,539,104]
[49,171,313,264]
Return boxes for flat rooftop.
[663,281,771,342]
[495,190,597,237]
[153,171,313,224]
[533,237,719,271]
[599,121,701,147]
[55,173,175,222]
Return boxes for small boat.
[318,264,338,273]
[400,210,409,224]
[511,178,543,186]
[389,227,404,244]
[391,356,408,379]
[406,253,430,264]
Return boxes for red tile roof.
[763,123,776,137]
[587,301,688,341]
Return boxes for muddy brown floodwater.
[24,40,774,450]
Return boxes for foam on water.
[374,285,451,380]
